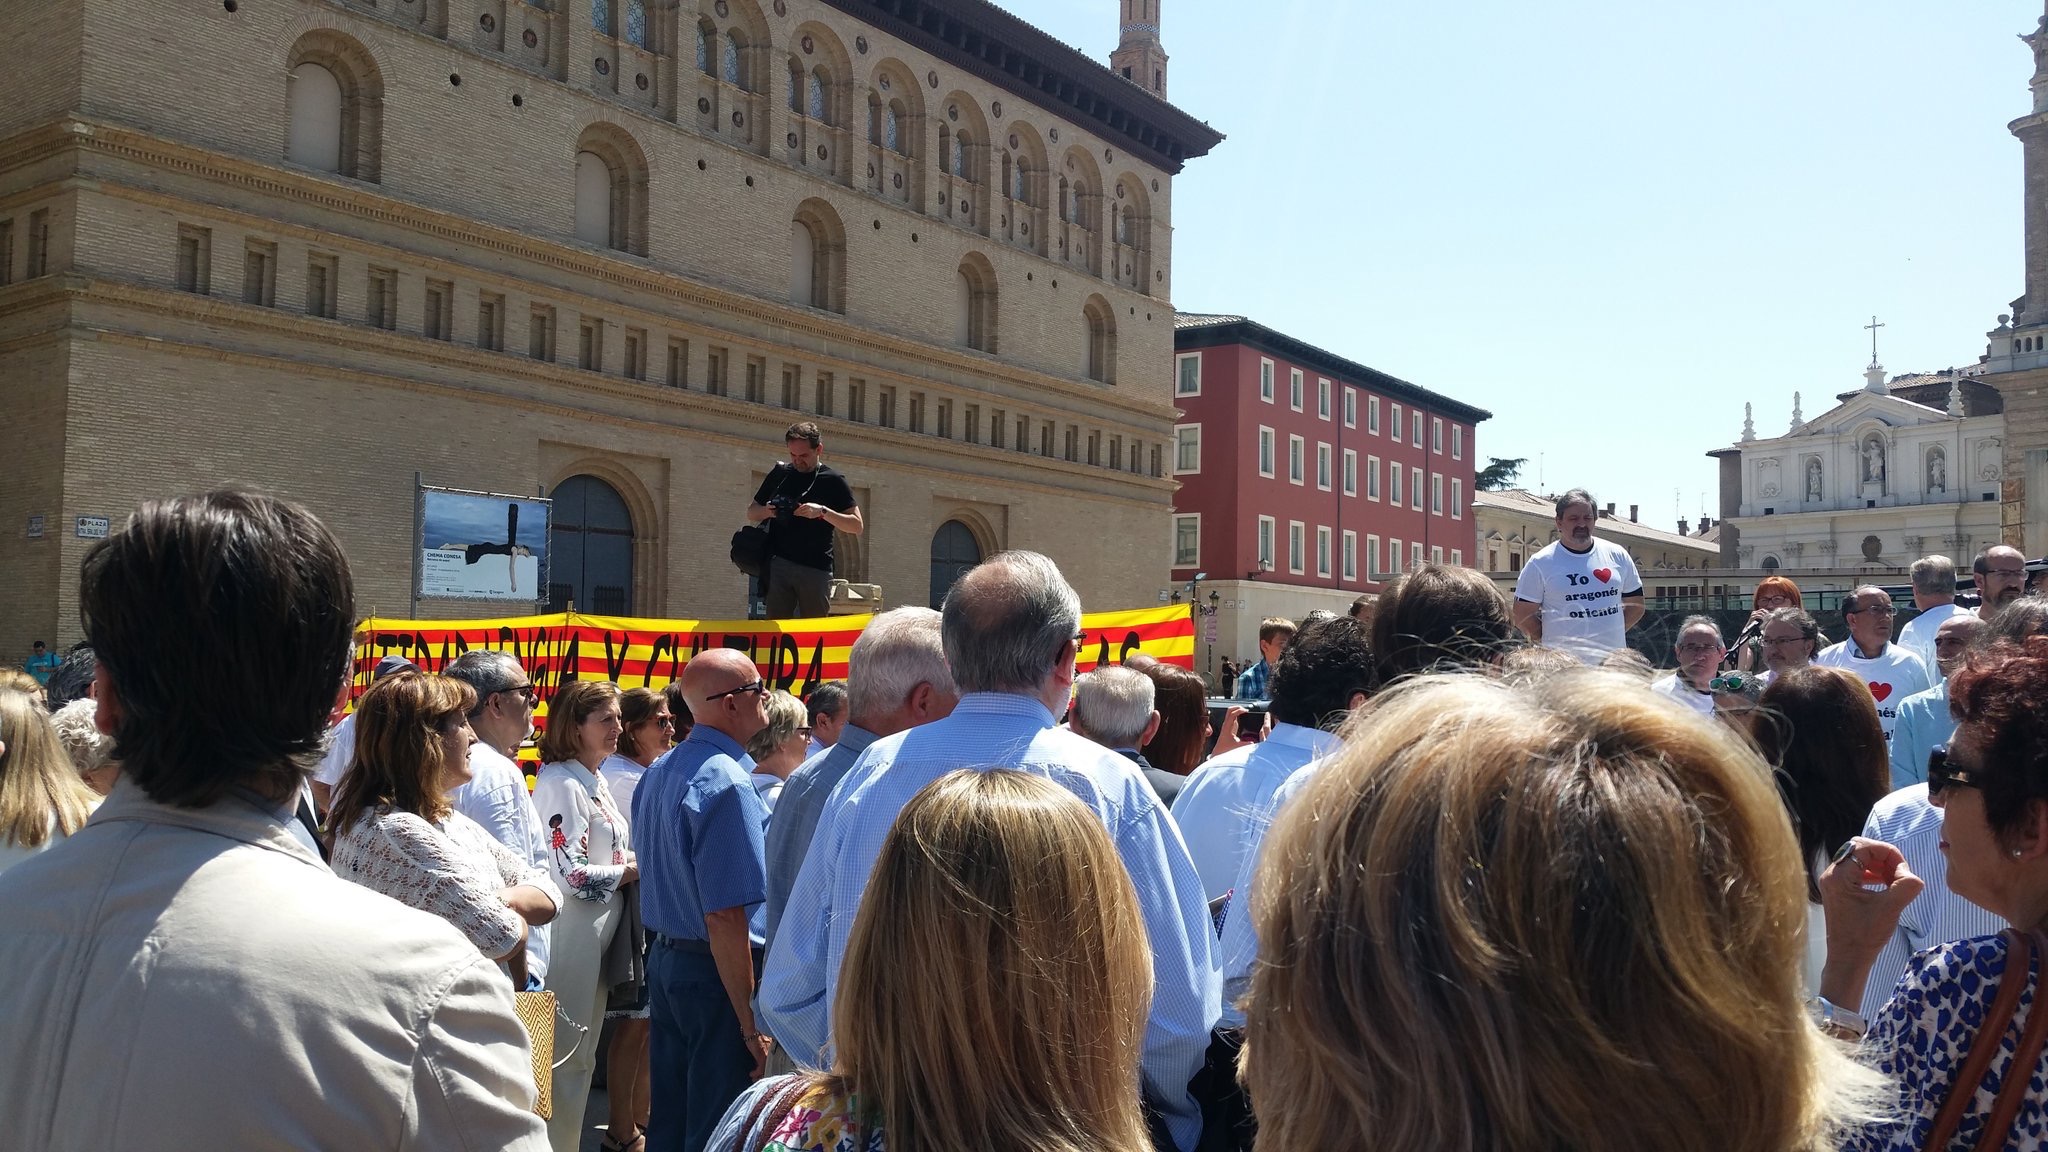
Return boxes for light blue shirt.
[1859,784,2004,1017]
[762,724,878,953]
[1171,722,1342,901]
[1215,757,1327,1027]
[632,727,769,944]
[451,743,553,983]
[758,692,1220,1152]
[1889,682,1955,790]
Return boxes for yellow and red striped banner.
[351,605,1194,741]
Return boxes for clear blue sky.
[1015,0,2039,530]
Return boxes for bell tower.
[1110,0,1169,99]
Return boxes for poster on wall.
[418,487,550,602]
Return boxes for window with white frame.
[1260,359,1275,403]
[1257,515,1275,570]
[1451,547,1463,566]
[1316,526,1332,578]
[1175,353,1201,397]
[1174,424,1201,474]
[1432,545,1444,564]
[1317,378,1331,421]
[1389,464,1402,506]
[1411,411,1423,447]
[1411,541,1424,568]
[1410,467,1423,510]
[1452,477,1464,519]
[1431,473,1443,516]
[1389,537,1403,573]
[1288,521,1306,574]
[1342,449,1357,496]
[1343,387,1357,428]
[1289,368,1304,412]
[1342,530,1357,581]
[1316,442,1332,491]
[1289,435,1305,485]
[1368,455,1381,500]
[1390,402,1402,437]
[1173,514,1201,567]
[1258,426,1275,477]
[1431,417,1443,455]
[1368,395,1381,434]
[1452,425,1463,460]
[1367,533,1381,578]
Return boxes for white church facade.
[1720,366,2005,573]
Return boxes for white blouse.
[534,761,632,903]
[331,806,558,960]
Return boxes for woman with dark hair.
[708,769,1154,1152]
[327,672,560,976]
[1823,636,2048,1149]
[1369,563,1516,683]
[1138,663,1210,781]
[535,678,636,1152]
[1753,665,1891,990]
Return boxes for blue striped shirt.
[761,724,878,953]
[1859,784,2005,1017]
[758,692,1220,1152]
[1214,756,1328,1027]
[1172,723,1341,901]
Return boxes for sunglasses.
[1927,744,1982,798]
[1709,673,1757,693]
[496,682,538,703]
[705,680,768,702]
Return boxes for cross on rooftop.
[1865,315,1885,366]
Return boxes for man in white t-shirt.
[1814,585,1932,746]
[1895,555,1971,677]
[1512,489,1646,664]
[1652,615,1723,716]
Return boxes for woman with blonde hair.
[1240,671,1886,1152]
[707,769,1154,1152]
[535,677,636,1152]
[0,688,97,876]
[326,672,560,975]
[746,689,810,813]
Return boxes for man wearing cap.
[310,654,415,811]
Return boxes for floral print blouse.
[706,1074,886,1152]
[330,806,558,960]
[534,761,632,903]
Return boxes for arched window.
[1069,181,1087,226]
[696,20,714,73]
[286,63,344,173]
[929,520,983,608]
[808,70,828,122]
[1761,556,1781,571]
[956,255,997,353]
[787,57,803,112]
[574,151,613,247]
[591,0,613,36]
[1115,205,1130,245]
[548,475,635,615]
[722,32,744,88]
[952,131,972,179]
[790,218,818,307]
[885,101,903,153]
[623,0,647,48]
[1083,296,1116,384]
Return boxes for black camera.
[767,495,799,517]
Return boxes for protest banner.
[350,605,1195,758]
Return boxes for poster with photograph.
[419,488,550,602]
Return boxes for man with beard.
[1511,488,1645,664]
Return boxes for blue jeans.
[646,943,754,1152]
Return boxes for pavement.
[575,1086,615,1152]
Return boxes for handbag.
[731,524,772,579]
[513,989,591,1120]
[1921,928,2048,1151]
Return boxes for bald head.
[679,649,770,742]
[1934,612,1987,677]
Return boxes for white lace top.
[331,806,558,960]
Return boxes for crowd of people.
[3,487,2048,1152]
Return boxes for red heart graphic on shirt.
[1869,683,1893,703]
[1592,568,1613,583]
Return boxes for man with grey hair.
[761,608,958,952]
[1816,585,1931,746]
[442,650,558,988]
[1897,555,1971,676]
[1511,487,1646,664]
[760,552,1220,1152]
[1652,615,1725,716]
[1069,665,1183,809]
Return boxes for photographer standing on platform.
[747,422,862,619]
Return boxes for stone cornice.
[2,117,1179,425]
[17,273,1174,507]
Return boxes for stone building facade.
[0,0,1221,649]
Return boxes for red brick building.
[1169,314,1489,665]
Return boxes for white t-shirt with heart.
[1813,641,1932,745]
[1513,537,1644,665]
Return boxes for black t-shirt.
[753,462,857,570]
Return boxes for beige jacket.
[0,779,548,1151]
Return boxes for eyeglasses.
[1677,642,1725,655]
[1983,568,2028,579]
[705,680,768,702]
[795,726,814,738]
[496,682,538,703]
[1709,673,1757,693]
[1927,744,1982,798]
[1847,603,1897,616]
[654,715,676,728]
[1761,634,1809,646]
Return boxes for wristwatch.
[1809,996,1868,1040]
